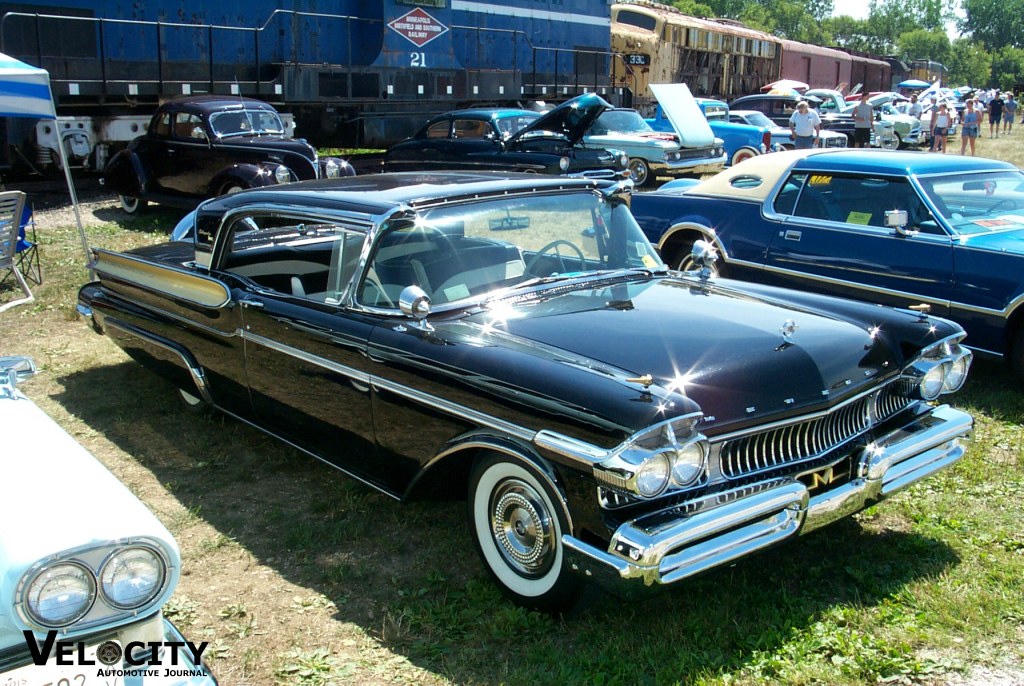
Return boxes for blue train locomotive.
[0,0,621,156]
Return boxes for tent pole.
[52,115,93,278]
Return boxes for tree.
[961,0,1024,50]
[666,0,715,16]
[946,38,993,86]
[824,15,888,53]
[990,46,1024,90]
[897,29,951,65]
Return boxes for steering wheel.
[525,240,587,276]
[989,198,1019,213]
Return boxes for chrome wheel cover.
[490,478,555,577]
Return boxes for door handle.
[239,297,264,309]
[783,230,802,241]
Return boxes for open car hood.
[510,93,613,146]
[650,83,716,148]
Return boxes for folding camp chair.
[0,190,35,313]
[15,202,41,285]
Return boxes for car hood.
[0,390,180,646]
[465,276,896,432]
[584,132,678,151]
[511,93,613,146]
[649,83,716,148]
[216,134,317,160]
[959,224,1024,251]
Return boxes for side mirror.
[399,285,433,331]
[885,209,916,236]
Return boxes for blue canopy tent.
[0,51,88,266]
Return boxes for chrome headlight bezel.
[899,335,973,400]
[15,539,175,632]
[594,413,709,499]
[558,156,570,172]
[100,546,168,610]
[324,158,341,178]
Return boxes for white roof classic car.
[0,357,216,684]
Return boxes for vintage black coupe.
[101,96,354,214]
[78,173,973,610]
[384,93,629,178]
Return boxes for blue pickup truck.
[648,95,773,167]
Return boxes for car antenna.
[236,77,257,135]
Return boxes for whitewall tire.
[468,454,580,611]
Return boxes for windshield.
[209,109,286,137]
[494,113,540,137]
[736,111,773,128]
[918,170,1024,235]
[358,191,663,308]
[591,109,652,135]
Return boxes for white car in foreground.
[0,356,217,685]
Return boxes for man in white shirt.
[851,93,874,148]
[908,94,923,120]
[789,101,821,150]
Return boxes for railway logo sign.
[388,8,449,48]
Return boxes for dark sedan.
[384,93,628,178]
[78,172,972,610]
[632,148,1024,380]
[102,95,354,214]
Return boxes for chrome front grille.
[718,385,913,480]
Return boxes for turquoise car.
[0,357,217,685]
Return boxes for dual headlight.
[900,336,973,400]
[19,544,169,629]
[594,417,709,499]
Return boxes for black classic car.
[384,93,629,178]
[102,96,354,214]
[78,173,973,611]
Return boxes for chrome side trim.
[239,330,538,444]
[104,318,212,403]
[240,330,371,384]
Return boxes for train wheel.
[730,147,758,166]
[119,195,147,215]
[627,158,652,186]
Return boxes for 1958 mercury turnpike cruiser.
[77,172,974,610]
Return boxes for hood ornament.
[781,319,798,342]
[909,303,931,323]
[626,373,654,389]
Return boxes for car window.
[209,109,286,137]
[153,113,172,138]
[784,172,937,232]
[219,214,367,303]
[357,191,662,309]
[173,113,205,140]
[494,114,539,137]
[425,120,450,139]
[453,119,492,140]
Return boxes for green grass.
[4,141,1024,685]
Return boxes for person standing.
[788,101,821,150]
[1003,93,1017,134]
[931,103,951,153]
[960,99,981,155]
[908,94,923,120]
[851,93,874,148]
[988,95,1004,137]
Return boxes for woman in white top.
[931,103,951,153]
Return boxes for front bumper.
[659,152,728,177]
[564,403,971,591]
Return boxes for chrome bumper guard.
[563,404,972,590]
